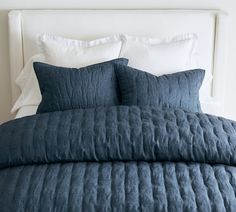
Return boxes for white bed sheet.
[15,106,37,119]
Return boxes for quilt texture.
[1,106,236,212]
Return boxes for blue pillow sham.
[34,58,128,113]
[115,64,205,112]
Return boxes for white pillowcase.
[15,105,38,119]
[38,34,123,68]
[120,34,198,75]
[11,35,123,113]
[11,54,44,113]
[119,34,212,100]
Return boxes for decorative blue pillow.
[115,64,205,112]
[34,58,128,113]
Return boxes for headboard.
[8,9,228,116]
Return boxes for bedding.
[115,64,204,112]
[15,105,38,119]
[11,54,44,113]
[11,34,211,115]
[120,34,212,100]
[38,34,122,68]
[34,58,128,113]
[1,105,236,211]
[120,34,198,74]
[11,34,123,114]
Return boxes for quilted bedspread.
[1,106,236,212]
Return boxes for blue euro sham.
[34,58,128,113]
[115,64,205,112]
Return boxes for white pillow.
[38,34,123,68]
[11,54,44,113]
[119,34,212,100]
[120,34,198,75]
[15,105,38,119]
[11,35,123,113]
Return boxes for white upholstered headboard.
[8,9,228,116]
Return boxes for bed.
[0,9,234,212]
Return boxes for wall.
[0,0,236,123]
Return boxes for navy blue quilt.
[1,106,236,211]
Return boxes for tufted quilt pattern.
[115,64,204,113]
[1,106,236,211]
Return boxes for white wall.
[0,0,236,123]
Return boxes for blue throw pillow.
[115,64,205,112]
[34,58,128,113]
